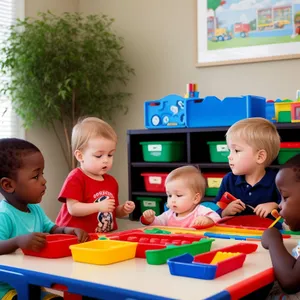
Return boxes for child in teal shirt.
[0,138,88,300]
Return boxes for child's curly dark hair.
[0,138,40,180]
[282,154,300,182]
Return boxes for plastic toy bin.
[278,142,300,164]
[21,234,79,258]
[207,141,229,163]
[139,141,184,162]
[203,173,226,197]
[186,95,266,128]
[141,172,168,192]
[136,196,162,216]
[167,242,257,280]
[70,240,138,265]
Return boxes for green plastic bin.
[278,142,300,164]
[205,187,219,197]
[140,141,184,162]
[137,197,162,216]
[278,111,291,123]
[207,141,229,163]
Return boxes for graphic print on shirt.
[94,193,114,233]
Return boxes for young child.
[214,117,281,218]
[262,154,300,299]
[141,166,221,227]
[0,138,88,300]
[56,117,135,233]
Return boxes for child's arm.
[116,201,135,218]
[50,225,88,243]
[66,198,115,217]
[140,210,169,226]
[254,202,278,218]
[262,227,300,294]
[191,205,221,227]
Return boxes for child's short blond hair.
[165,165,206,200]
[72,117,117,152]
[226,117,280,166]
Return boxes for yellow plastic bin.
[70,240,138,265]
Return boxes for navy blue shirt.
[214,168,281,214]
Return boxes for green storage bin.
[278,149,300,164]
[205,187,219,197]
[137,197,162,216]
[278,111,291,123]
[139,141,184,162]
[207,141,229,163]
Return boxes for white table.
[0,238,296,300]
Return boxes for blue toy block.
[186,95,266,128]
[144,94,190,129]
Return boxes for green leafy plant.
[0,11,134,169]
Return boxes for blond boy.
[214,117,281,218]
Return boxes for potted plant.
[0,11,134,169]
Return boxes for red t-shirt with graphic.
[56,168,119,233]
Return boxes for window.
[0,0,24,138]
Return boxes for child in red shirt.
[56,117,135,233]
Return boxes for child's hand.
[16,232,48,252]
[143,209,155,223]
[191,216,214,227]
[261,227,282,249]
[63,227,89,243]
[98,198,115,212]
[221,199,246,217]
[123,201,135,214]
[254,202,278,218]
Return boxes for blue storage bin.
[144,94,188,129]
[265,100,276,123]
[186,95,266,128]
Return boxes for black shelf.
[127,123,299,221]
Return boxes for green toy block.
[144,228,171,234]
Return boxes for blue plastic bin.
[144,94,188,129]
[186,95,266,128]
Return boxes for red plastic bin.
[21,234,79,258]
[141,172,168,192]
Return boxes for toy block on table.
[69,240,138,265]
[167,242,257,280]
[21,234,78,258]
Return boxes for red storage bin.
[21,234,78,258]
[141,172,168,192]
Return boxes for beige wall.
[24,0,300,220]
[78,0,300,206]
[25,0,79,220]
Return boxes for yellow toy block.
[210,251,240,264]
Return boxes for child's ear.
[0,178,15,194]
[256,149,267,165]
[74,150,83,163]
[193,193,201,205]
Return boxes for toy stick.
[268,210,282,228]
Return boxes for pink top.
[141,205,220,228]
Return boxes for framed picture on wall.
[196,0,300,67]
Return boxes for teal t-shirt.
[0,200,55,298]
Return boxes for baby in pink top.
[141,166,221,227]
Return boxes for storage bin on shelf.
[140,141,184,162]
[265,100,276,123]
[203,173,226,197]
[136,196,163,216]
[207,141,229,163]
[278,142,300,164]
[274,99,293,123]
[144,94,188,129]
[186,95,266,128]
[141,172,168,192]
